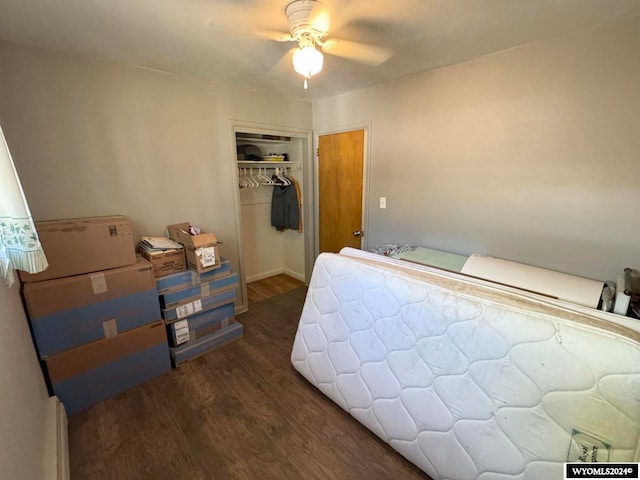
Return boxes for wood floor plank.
[68,286,429,480]
[247,273,304,304]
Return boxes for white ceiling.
[1,0,639,101]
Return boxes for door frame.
[229,119,314,313]
[313,121,372,258]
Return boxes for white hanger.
[275,167,290,185]
[248,168,260,188]
[258,167,274,185]
[239,167,248,189]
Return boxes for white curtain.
[0,125,48,287]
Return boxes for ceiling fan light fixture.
[292,44,323,80]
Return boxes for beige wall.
[0,40,313,309]
[0,42,311,477]
[0,284,50,480]
[313,17,640,282]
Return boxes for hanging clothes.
[289,176,303,233]
[271,177,300,231]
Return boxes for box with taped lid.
[19,215,136,283]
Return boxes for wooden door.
[318,129,364,253]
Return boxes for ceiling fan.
[274,0,393,89]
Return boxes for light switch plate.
[380,197,387,209]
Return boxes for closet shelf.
[237,160,300,166]
[236,133,291,144]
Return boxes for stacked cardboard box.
[167,222,221,273]
[157,256,243,367]
[21,215,171,414]
[137,236,187,278]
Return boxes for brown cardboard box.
[23,257,155,319]
[137,243,186,278]
[23,257,161,357]
[45,321,170,414]
[167,222,220,273]
[19,215,136,283]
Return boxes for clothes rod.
[237,162,301,171]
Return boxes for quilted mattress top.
[291,249,640,480]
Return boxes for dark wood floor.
[247,273,304,304]
[68,285,428,480]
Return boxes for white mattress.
[291,249,640,480]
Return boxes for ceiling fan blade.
[307,2,331,34]
[321,38,393,65]
[253,30,296,42]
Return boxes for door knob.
[352,230,363,237]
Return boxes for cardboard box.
[166,302,236,347]
[24,257,160,357]
[19,215,136,283]
[161,288,236,322]
[159,272,238,310]
[137,242,186,278]
[45,321,171,414]
[155,258,232,295]
[167,222,220,273]
[170,322,243,367]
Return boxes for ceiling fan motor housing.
[285,0,327,40]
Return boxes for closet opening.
[231,123,314,312]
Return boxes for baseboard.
[247,268,306,284]
[246,268,284,283]
[57,398,70,480]
[234,304,249,315]
[44,396,69,480]
[283,269,305,282]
